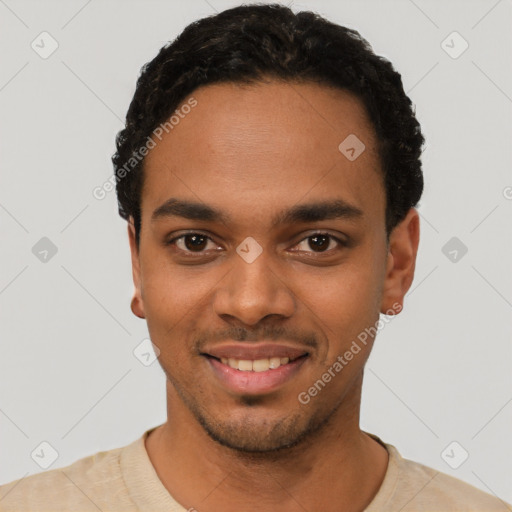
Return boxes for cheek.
[300,257,383,360]
[140,246,217,319]
[310,260,380,318]
[139,254,228,367]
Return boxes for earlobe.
[128,218,145,319]
[131,294,145,319]
[379,208,420,315]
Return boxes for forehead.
[141,79,384,230]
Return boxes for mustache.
[194,325,319,351]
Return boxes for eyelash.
[165,231,348,257]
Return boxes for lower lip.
[206,356,308,395]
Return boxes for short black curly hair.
[113,3,424,248]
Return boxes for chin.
[196,407,329,454]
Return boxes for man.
[1,4,509,511]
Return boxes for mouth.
[205,354,307,372]
[201,343,310,395]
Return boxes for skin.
[127,79,420,511]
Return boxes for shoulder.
[0,444,131,512]
[373,441,510,511]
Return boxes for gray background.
[1,0,511,504]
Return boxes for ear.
[128,217,145,319]
[380,208,420,315]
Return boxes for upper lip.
[202,342,309,361]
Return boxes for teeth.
[269,357,281,369]
[219,356,293,371]
[252,359,270,372]
[238,359,253,371]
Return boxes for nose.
[213,249,296,326]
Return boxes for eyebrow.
[151,198,364,227]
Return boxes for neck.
[145,373,388,512]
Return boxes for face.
[128,79,418,452]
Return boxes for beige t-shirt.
[0,427,509,511]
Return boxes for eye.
[166,233,220,254]
[292,232,347,254]
[166,231,347,258]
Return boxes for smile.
[219,356,293,372]
[203,348,309,395]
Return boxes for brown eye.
[308,234,330,252]
[167,233,217,253]
[183,234,208,251]
[293,233,346,255]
